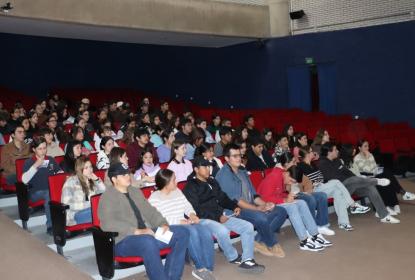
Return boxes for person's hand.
[219,215,229,224]
[33,157,45,168]
[134,228,154,236]
[256,205,267,212]
[234,207,241,216]
[265,202,275,211]
[285,193,295,203]
[180,219,190,225]
[189,213,200,224]
[88,173,99,181]
[161,224,169,234]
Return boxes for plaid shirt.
[61,175,105,226]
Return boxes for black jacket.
[246,149,274,171]
[317,157,355,182]
[183,176,238,222]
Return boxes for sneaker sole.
[237,266,265,274]
[351,209,371,214]
[299,246,325,252]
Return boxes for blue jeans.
[239,206,287,248]
[74,208,92,224]
[200,217,255,262]
[29,189,51,228]
[279,200,318,241]
[115,225,189,280]
[296,192,329,227]
[184,223,215,271]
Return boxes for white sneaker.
[403,192,415,200]
[376,178,390,186]
[386,206,398,216]
[380,215,400,224]
[318,226,335,236]
[394,205,401,214]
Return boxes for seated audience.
[62,157,105,225]
[216,144,287,258]
[96,136,115,170]
[257,166,332,251]
[245,138,274,171]
[318,142,400,224]
[126,128,158,171]
[22,137,62,233]
[1,125,31,185]
[297,146,370,231]
[149,169,217,280]
[184,157,265,274]
[157,129,175,163]
[98,162,189,280]
[60,140,82,174]
[134,148,160,187]
[214,126,232,157]
[167,140,193,182]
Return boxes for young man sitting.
[216,144,288,258]
[1,125,31,185]
[318,142,400,224]
[183,157,265,274]
[98,162,190,280]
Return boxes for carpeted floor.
[123,178,415,280]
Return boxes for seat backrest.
[141,187,155,199]
[16,158,30,183]
[48,173,70,203]
[159,162,169,169]
[89,152,98,166]
[217,156,225,164]
[249,171,264,191]
[91,194,102,227]
[95,169,107,181]
[177,181,187,190]
[54,155,64,164]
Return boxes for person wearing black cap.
[183,157,265,274]
[98,162,189,280]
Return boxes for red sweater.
[256,167,287,204]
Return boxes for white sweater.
[148,189,196,225]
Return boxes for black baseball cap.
[108,162,130,179]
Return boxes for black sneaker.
[312,234,333,247]
[229,254,242,265]
[238,259,265,274]
[299,237,324,252]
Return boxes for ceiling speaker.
[290,10,305,20]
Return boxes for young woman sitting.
[134,148,161,187]
[96,136,115,170]
[167,140,193,182]
[257,167,332,252]
[61,157,105,225]
[149,169,216,280]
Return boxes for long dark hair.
[339,144,355,168]
[137,147,155,171]
[109,147,126,164]
[155,169,174,191]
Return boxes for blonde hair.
[75,156,94,196]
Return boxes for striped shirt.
[297,162,324,185]
[148,189,196,225]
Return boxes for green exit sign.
[305,57,314,64]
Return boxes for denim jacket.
[215,164,258,215]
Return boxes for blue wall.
[1,20,415,125]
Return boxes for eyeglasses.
[229,154,242,158]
